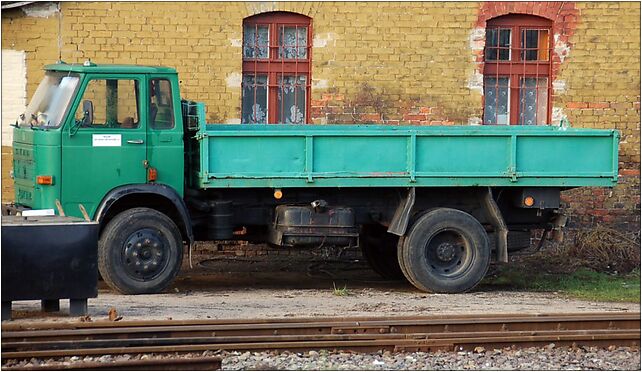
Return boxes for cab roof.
[44,62,177,74]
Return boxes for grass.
[332,282,350,296]
[484,266,640,303]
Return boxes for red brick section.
[561,173,641,232]
[475,2,580,80]
[565,102,641,111]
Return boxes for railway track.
[2,312,639,370]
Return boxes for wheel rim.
[122,228,170,281]
[424,228,474,279]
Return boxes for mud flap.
[387,187,416,236]
[482,187,508,263]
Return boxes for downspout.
[57,2,62,61]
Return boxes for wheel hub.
[436,242,456,261]
[123,229,166,279]
[425,229,471,278]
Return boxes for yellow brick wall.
[558,2,641,169]
[556,2,641,230]
[3,2,484,124]
[1,2,639,230]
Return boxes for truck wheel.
[399,208,490,293]
[397,236,422,289]
[98,208,183,294]
[360,225,404,280]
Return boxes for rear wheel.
[399,208,490,293]
[98,208,183,294]
[360,225,405,280]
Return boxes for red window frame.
[483,14,553,125]
[242,12,312,124]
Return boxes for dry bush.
[566,226,641,274]
[508,226,640,275]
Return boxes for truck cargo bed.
[194,124,618,189]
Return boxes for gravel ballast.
[3,346,640,370]
[221,346,640,370]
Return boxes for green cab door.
[62,75,147,218]
[145,75,184,196]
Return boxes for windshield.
[19,71,80,128]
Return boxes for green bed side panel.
[196,125,619,189]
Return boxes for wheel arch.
[94,184,194,245]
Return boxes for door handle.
[127,139,144,144]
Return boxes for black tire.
[399,208,490,293]
[397,236,422,289]
[360,225,405,280]
[98,208,183,294]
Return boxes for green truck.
[9,62,619,295]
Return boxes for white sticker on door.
[92,134,122,147]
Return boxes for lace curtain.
[483,77,510,125]
[278,75,306,124]
[519,77,548,125]
[241,75,268,124]
[243,25,269,59]
[278,27,307,60]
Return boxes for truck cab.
[12,62,185,219]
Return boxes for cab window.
[75,79,140,129]
[149,79,174,129]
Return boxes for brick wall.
[557,2,640,232]
[1,1,639,232]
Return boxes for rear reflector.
[36,175,53,185]
[147,167,158,182]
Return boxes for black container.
[1,216,99,320]
[207,200,234,240]
[268,205,358,247]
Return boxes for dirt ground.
[6,255,639,323]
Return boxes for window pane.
[75,79,139,128]
[483,77,510,125]
[150,79,174,129]
[278,75,306,124]
[519,77,548,125]
[25,74,79,128]
[243,25,269,59]
[278,26,307,60]
[241,74,268,124]
[485,28,511,61]
[521,29,549,61]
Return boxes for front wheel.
[398,208,490,293]
[98,208,183,294]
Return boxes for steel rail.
[2,331,639,359]
[2,312,636,331]
[1,356,222,371]
[3,329,638,351]
[3,313,639,342]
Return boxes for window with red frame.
[483,14,552,125]
[242,12,311,124]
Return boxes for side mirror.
[82,100,94,126]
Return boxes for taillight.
[36,175,53,185]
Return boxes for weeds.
[332,282,350,296]
[483,225,641,303]
[569,226,640,274]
